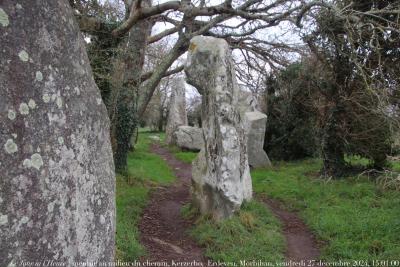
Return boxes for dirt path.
[262,198,321,266]
[138,143,206,265]
[139,141,320,266]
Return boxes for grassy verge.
[116,132,175,261]
[173,150,198,164]
[182,201,285,263]
[252,159,400,261]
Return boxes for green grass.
[183,201,285,263]
[174,151,198,163]
[116,132,175,261]
[165,144,198,164]
[392,161,400,172]
[345,155,372,167]
[126,132,175,184]
[252,159,400,261]
[116,175,148,260]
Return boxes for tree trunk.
[0,0,115,265]
[109,0,153,172]
[320,54,349,178]
[158,98,164,132]
[321,104,347,177]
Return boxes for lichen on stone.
[0,8,9,27]
[8,110,16,120]
[20,216,29,224]
[4,139,18,154]
[58,137,64,145]
[18,50,29,62]
[28,99,36,109]
[23,159,32,168]
[30,153,43,170]
[19,103,29,115]
[42,93,50,103]
[56,97,63,108]
[35,71,43,81]
[0,214,8,226]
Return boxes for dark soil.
[138,143,206,266]
[262,198,321,266]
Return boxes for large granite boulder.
[185,36,252,220]
[174,126,204,151]
[244,112,272,168]
[165,77,188,145]
[0,1,115,265]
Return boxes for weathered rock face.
[185,36,252,220]
[238,89,259,114]
[237,90,272,167]
[174,126,204,151]
[244,112,272,168]
[166,77,188,145]
[0,1,115,266]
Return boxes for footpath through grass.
[121,137,400,262]
[175,149,286,263]
[176,148,400,262]
[116,132,175,261]
[182,201,285,263]
[252,159,400,261]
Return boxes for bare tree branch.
[148,27,179,43]
[140,65,184,82]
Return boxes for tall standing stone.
[185,36,252,220]
[165,77,188,145]
[0,1,115,266]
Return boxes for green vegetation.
[127,132,174,184]
[116,175,148,260]
[392,161,400,172]
[183,202,285,263]
[116,132,175,261]
[117,137,400,262]
[165,144,198,164]
[252,159,400,261]
[174,150,198,164]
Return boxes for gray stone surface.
[0,1,115,265]
[166,77,188,145]
[174,126,204,151]
[238,89,258,114]
[237,90,271,167]
[244,111,272,168]
[185,36,252,220]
